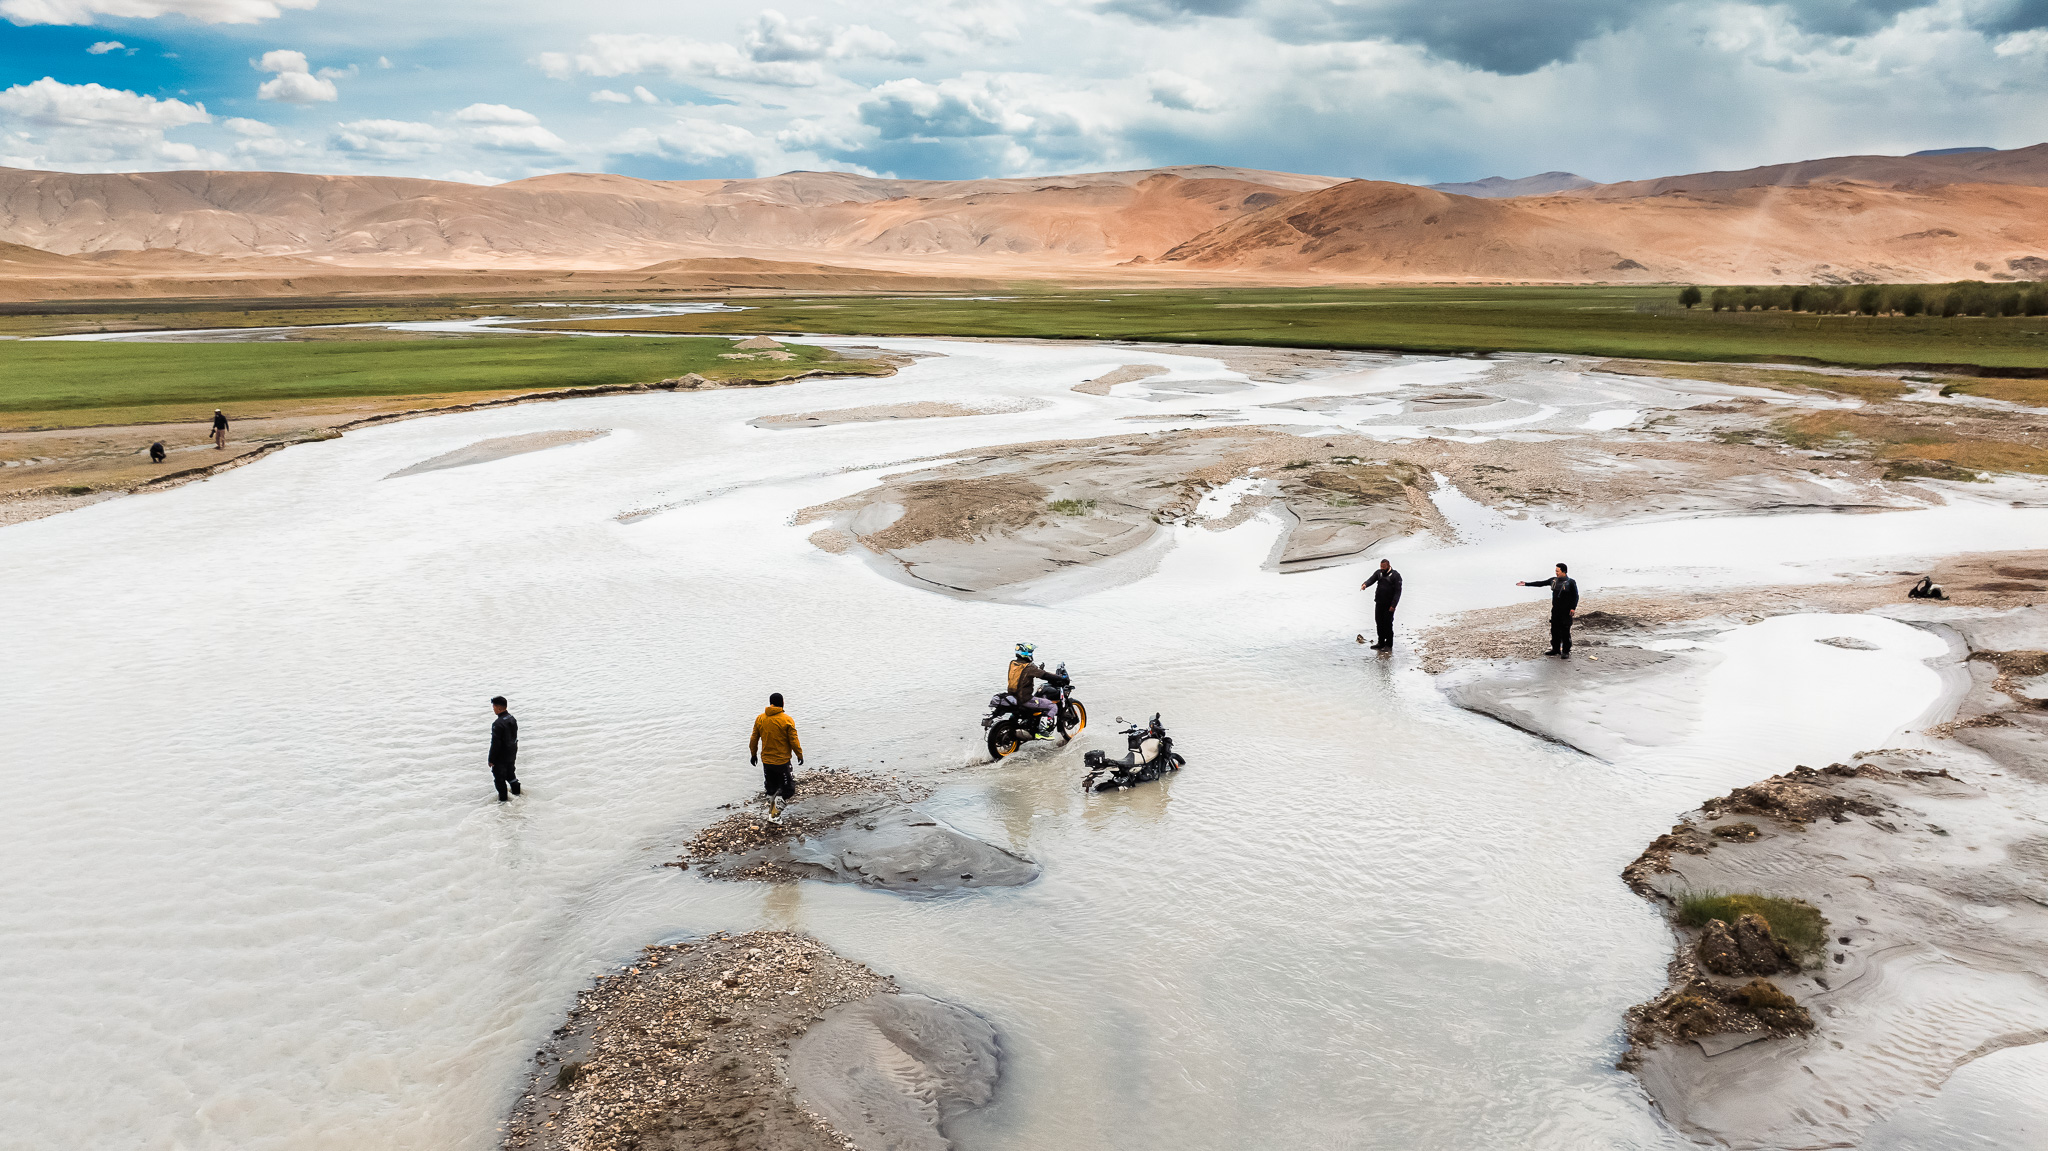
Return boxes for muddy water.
[4,339,2046,1149]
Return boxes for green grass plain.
[0,335,883,424]
[543,286,2048,369]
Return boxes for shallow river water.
[5,338,2046,1149]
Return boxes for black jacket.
[1363,568,1403,608]
[1528,576,1579,615]
[489,712,518,768]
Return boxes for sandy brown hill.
[0,165,1341,270]
[0,239,89,271]
[1157,177,2048,284]
[1574,143,2048,199]
[4,153,2048,292]
[1156,180,1642,278]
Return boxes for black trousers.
[1550,613,1573,653]
[762,761,795,800]
[492,763,520,800]
[1374,605,1396,646]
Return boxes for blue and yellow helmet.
[1014,642,1036,662]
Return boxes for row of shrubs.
[1677,282,2048,317]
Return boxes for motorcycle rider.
[1006,642,1064,739]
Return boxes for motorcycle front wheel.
[987,721,1023,761]
[1059,700,1087,740]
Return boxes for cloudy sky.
[3,0,2047,186]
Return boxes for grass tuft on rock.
[1677,890,1828,959]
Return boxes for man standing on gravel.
[488,695,521,802]
[211,409,229,450]
[1359,559,1403,650]
[749,692,803,821]
[1517,563,1581,658]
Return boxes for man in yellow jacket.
[749,692,804,821]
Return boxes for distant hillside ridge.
[1572,143,2048,199]
[1425,172,1596,198]
[0,165,1343,269]
[3,148,2048,288]
[1156,175,2048,284]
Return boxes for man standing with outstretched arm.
[1517,563,1580,658]
[749,692,803,822]
[488,695,521,802]
[211,409,229,450]
[1359,559,1403,650]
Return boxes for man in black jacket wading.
[1517,563,1581,657]
[488,695,521,801]
[1360,559,1403,650]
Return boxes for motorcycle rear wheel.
[1059,700,1087,740]
[987,721,1023,761]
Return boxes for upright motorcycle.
[1081,713,1185,791]
[983,663,1087,760]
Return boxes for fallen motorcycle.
[1081,713,1184,791]
[983,663,1087,760]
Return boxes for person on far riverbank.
[1359,558,1403,651]
[211,409,229,450]
[488,695,521,802]
[750,692,803,822]
[1517,563,1580,658]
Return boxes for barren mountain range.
[2,146,2045,300]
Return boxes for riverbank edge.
[0,364,894,527]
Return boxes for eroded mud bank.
[672,770,1039,896]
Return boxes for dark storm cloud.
[1099,0,2048,75]
[1977,0,2048,33]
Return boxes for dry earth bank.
[502,930,998,1151]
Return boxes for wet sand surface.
[388,430,609,478]
[1608,607,2048,1149]
[675,770,1040,895]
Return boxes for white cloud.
[467,122,569,154]
[537,35,826,86]
[255,49,339,103]
[0,76,209,127]
[743,9,916,63]
[455,102,539,125]
[1995,28,2048,56]
[1,0,314,25]
[1146,69,1220,111]
[920,0,1022,52]
[0,77,216,171]
[376,55,392,69]
[329,117,441,157]
[222,115,276,136]
[633,85,659,104]
[611,116,787,168]
[448,104,566,154]
[85,40,127,54]
[259,71,337,103]
[589,89,633,104]
[437,168,506,185]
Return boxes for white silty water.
[5,339,2046,1149]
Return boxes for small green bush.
[1048,498,1097,516]
[1676,890,1828,959]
